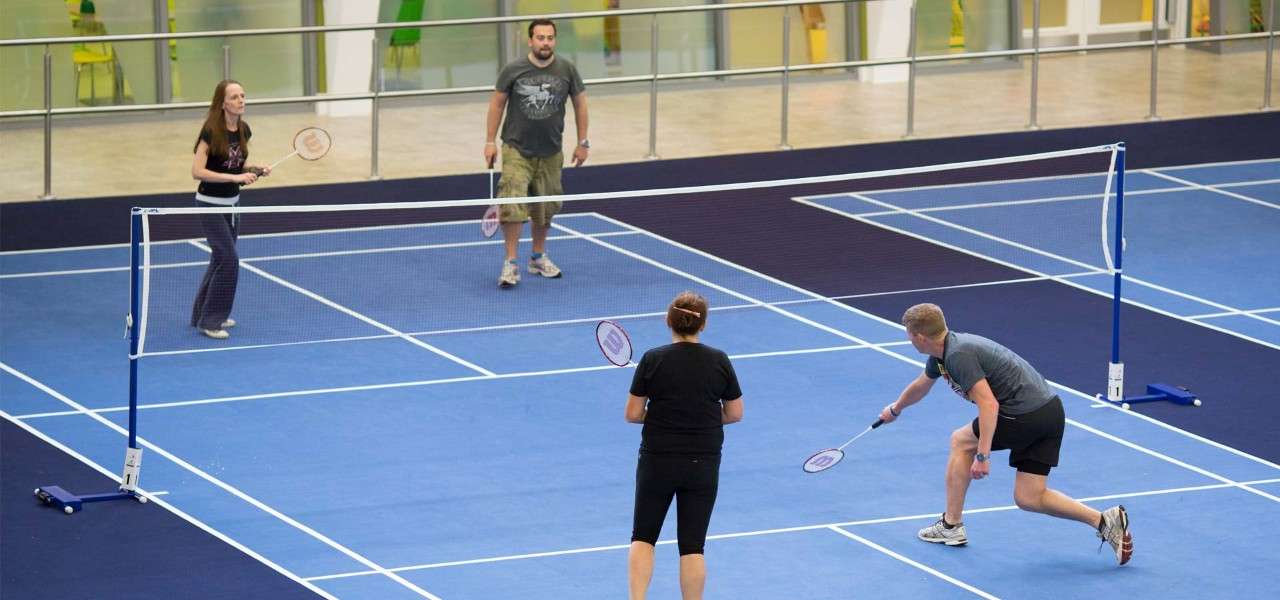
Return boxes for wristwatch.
[974,452,989,463]
[578,139,590,149]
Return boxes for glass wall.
[917,0,1016,56]
[376,2,499,91]
[170,0,305,102]
[1,0,156,109]
[511,0,715,78]
[1021,0,1067,28]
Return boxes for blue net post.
[1106,144,1126,402]
[1101,144,1200,410]
[33,211,147,514]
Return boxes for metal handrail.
[4,0,1276,199]
[0,0,853,48]
[4,30,1272,121]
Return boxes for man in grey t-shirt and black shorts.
[878,303,1134,565]
[483,18,589,288]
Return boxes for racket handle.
[269,150,299,171]
[871,418,885,429]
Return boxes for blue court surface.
[2,158,1278,599]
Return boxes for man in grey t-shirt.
[877,303,1134,566]
[483,18,589,289]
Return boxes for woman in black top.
[189,79,269,340]
[626,291,744,600]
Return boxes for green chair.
[387,0,424,80]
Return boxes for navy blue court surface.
[2,158,1278,599]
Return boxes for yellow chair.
[73,21,121,105]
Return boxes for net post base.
[1099,383,1200,410]
[34,485,141,514]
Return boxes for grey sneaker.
[1097,505,1133,565]
[528,255,562,278]
[917,516,967,546]
[201,328,230,340]
[221,318,236,328]
[499,261,520,288]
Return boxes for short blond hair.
[902,303,947,338]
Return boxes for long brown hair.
[193,79,249,160]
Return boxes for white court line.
[559,217,1280,492]
[0,410,339,600]
[589,211,1280,474]
[130,273,1074,360]
[851,193,1106,274]
[0,211,612,256]
[826,525,999,599]
[190,239,496,377]
[591,209,1280,472]
[1120,273,1280,328]
[0,230,636,280]
[304,476,1280,581]
[1144,169,1280,211]
[795,197,1280,352]
[14,341,912,420]
[0,364,440,600]
[846,185,1187,219]
[1217,177,1280,189]
[1188,307,1280,320]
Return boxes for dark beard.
[534,48,553,59]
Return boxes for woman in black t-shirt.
[189,79,269,340]
[626,291,744,600]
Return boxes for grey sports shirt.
[924,332,1055,415]
[496,55,585,158]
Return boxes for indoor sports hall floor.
[2,158,1278,599]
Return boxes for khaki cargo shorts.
[498,144,564,227]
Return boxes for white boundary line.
[13,341,913,420]
[134,274,1086,360]
[1144,169,1280,211]
[0,211,612,256]
[1189,307,1280,320]
[826,525,1000,599]
[0,230,637,280]
[0,410,341,600]
[841,188,1280,331]
[1119,273,1280,328]
[0,362,443,600]
[795,197,1280,351]
[557,217,1280,486]
[303,476,1280,581]
[850,193,1105,273]
[188,239,495,377]
[586,211,1280,473]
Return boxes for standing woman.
[189,79,268,340]
[626,291,744,600]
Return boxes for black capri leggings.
[631,453,720,556]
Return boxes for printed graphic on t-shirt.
[936,362,969,400]
[514,74,568,120]
[222,142,244,171]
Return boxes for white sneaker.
[917,516,967,546]
[201,328,230,340]
[499,261,520,288]
[221,318,236,328]
[1097,505,1133,565]
[527,255,562,278]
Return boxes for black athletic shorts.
[971,395,1064,476]
[631,453,720,555]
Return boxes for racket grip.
[871,418,885,429]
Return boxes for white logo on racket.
[596,320,633,367]
[481,205,500,238]
[802,449,844,473]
